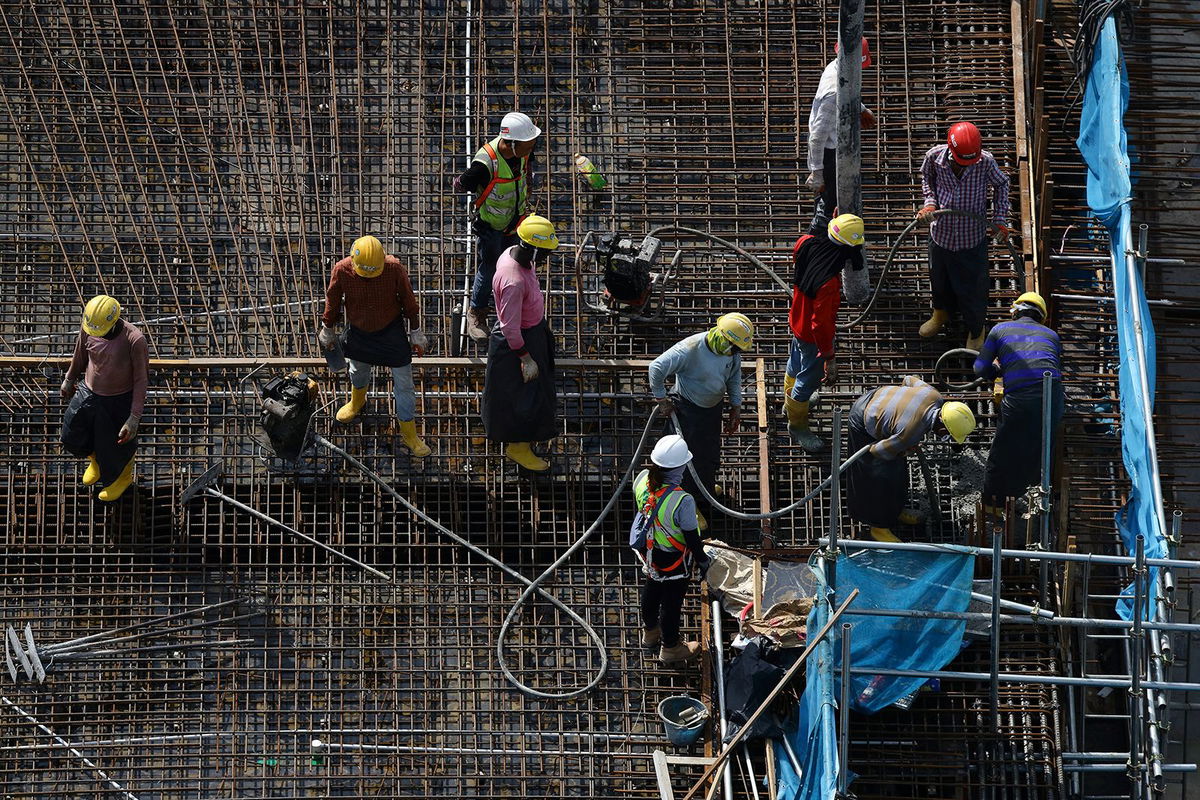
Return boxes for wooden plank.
[653,749,677,800]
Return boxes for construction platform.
[0,1,1196,798]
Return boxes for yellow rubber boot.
[870,527,901,543]
[398,420,432,458]
[965,328,986,351]
[82,455,101,486]
[898,509,922,526]
[505,442,550,472]
[782,374,796,413]
[336,386,368,423]
[98,458,135,502]
[784,396,825,451]
[918,309,950,338]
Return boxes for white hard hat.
[650,434,692,469]
[499,111,541,142]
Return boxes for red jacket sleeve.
[811,278,840,358]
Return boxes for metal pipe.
[846,666,1200,692]
[818,537,1200,571]
[970,591,1056,619]
[835,0,863,217]
[711,600,734,800]
[839,606,1200,633]
[828,408,842,608]
[838,622,852,797]
[1130,535,1146,798]
[1039,371,1053,607]
[1137,223,1149,285]
[1065,764,1196,774]
[991,528,1003,727]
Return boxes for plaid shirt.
[920,144,1010,252]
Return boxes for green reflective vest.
[472,137,529,232]
[633,469,688,555]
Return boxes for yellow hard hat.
[940,401,976,443]
[828,213,866,247]
[350,235,385,278]
[82,295,122,337]
[1012,291,1047,321]
[517,215,559,250]
[715,312,754,351]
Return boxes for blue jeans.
[786,337,824,402]
[347,359,416,421]
[470,225,520,310]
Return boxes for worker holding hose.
[453,111,541,341]
[60,295,149,502]
[631,434,709,667]
[972,292,1063,513]
[319,235,431,458]
[785,213,866,451]
[916,121,1011,351]
[482,215,560,472]
[648,313,753,529]
[805,36,876,235]
[846,376,976,542]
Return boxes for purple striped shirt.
[920,145,1011,252]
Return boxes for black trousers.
[672,395,722,511]
[929,238,989,337]
[807,147,838,235]
[61,385,137,486]
[642,577,689,647]
[983,383,1065,503]
[845,408,908,529]
[482,320,557,443]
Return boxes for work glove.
[841,260,871,305]
[805,169,824,194]
[409,329,428,357]
[724,406,742,435]
[317,325,339,351]
[60,377,75,401]
[860,108,876,130]
[117,415,139,444]
[993,378,1005,406]
[916,204,937,222]
[822,358,839,386]
[697,555,713,578]
[451,174,465,193]
[653,396,675,417]
[518,353,539,383]
[993,223,1011,244]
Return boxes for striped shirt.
[920,145,1011,252]
[852,375,944,460]
[973,319,1062,394]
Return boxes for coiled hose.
[934,347,987,392]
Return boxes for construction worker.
[318,236,431,457]
[481,214,559,472]
[785,213,866,451]
[805,36,876,234]
[973,292,1063,511]
[59,295,149,502]
[632,434,709,667]
[846,376,976,542]
[453,111,541,341]
[916,121,1012,350]
[648,313,752,527]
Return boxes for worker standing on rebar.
[916,121,1012,351]
[846,376,976,542]
[482,215,560,472]
[59,295,148,502]
[973,292,1064,513]
[648,314,753,529]
[631,434,708,667]
[453,111,541,341]
[805,37,876,235]
[319,235,431,458]
[785,213,866,451]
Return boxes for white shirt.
[806,60,871,175]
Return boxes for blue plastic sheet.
[775,549,975,800]
[1074,17,1166,620]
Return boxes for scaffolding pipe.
[991,528,1003,726]
[828,408,843,608]
[1039,370,1053,606]
[845,666,1200,692]
[711,600,734,800]
[837,622,852,798]
[819,537,1200,570]
[839,606,1200,633]
[1130,535,1146,798]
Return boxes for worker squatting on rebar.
[630,434,710,668]
[916,122,1013,351]
[805,36,876,235]
[973,291,1064,513]
[318,235,431,458]
[785,213,867,452]
[481,214,561,473]
[845,375,977,543]
[59,294,149,502]
[453,111,541,342]
[648,313,753,529]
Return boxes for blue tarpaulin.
[1074,17,1167,620]
[775,549,975,800]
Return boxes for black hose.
[934,347,986,392]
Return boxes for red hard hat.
[947,122,982,166]
[834,37,873,68]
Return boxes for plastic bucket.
[657,695,709,746]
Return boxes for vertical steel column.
[1039,370,1054,606]
[1130,534,1146,799]
[828,408,843,608]
[712,601,734,800]
[991,528,1003,728]
[835,0,864,216]
[837,621,852,798]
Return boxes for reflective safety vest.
[633,469,689,578]
[471,137,530,232]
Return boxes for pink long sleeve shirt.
[491,247,545,355]
[65,323,150,418]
